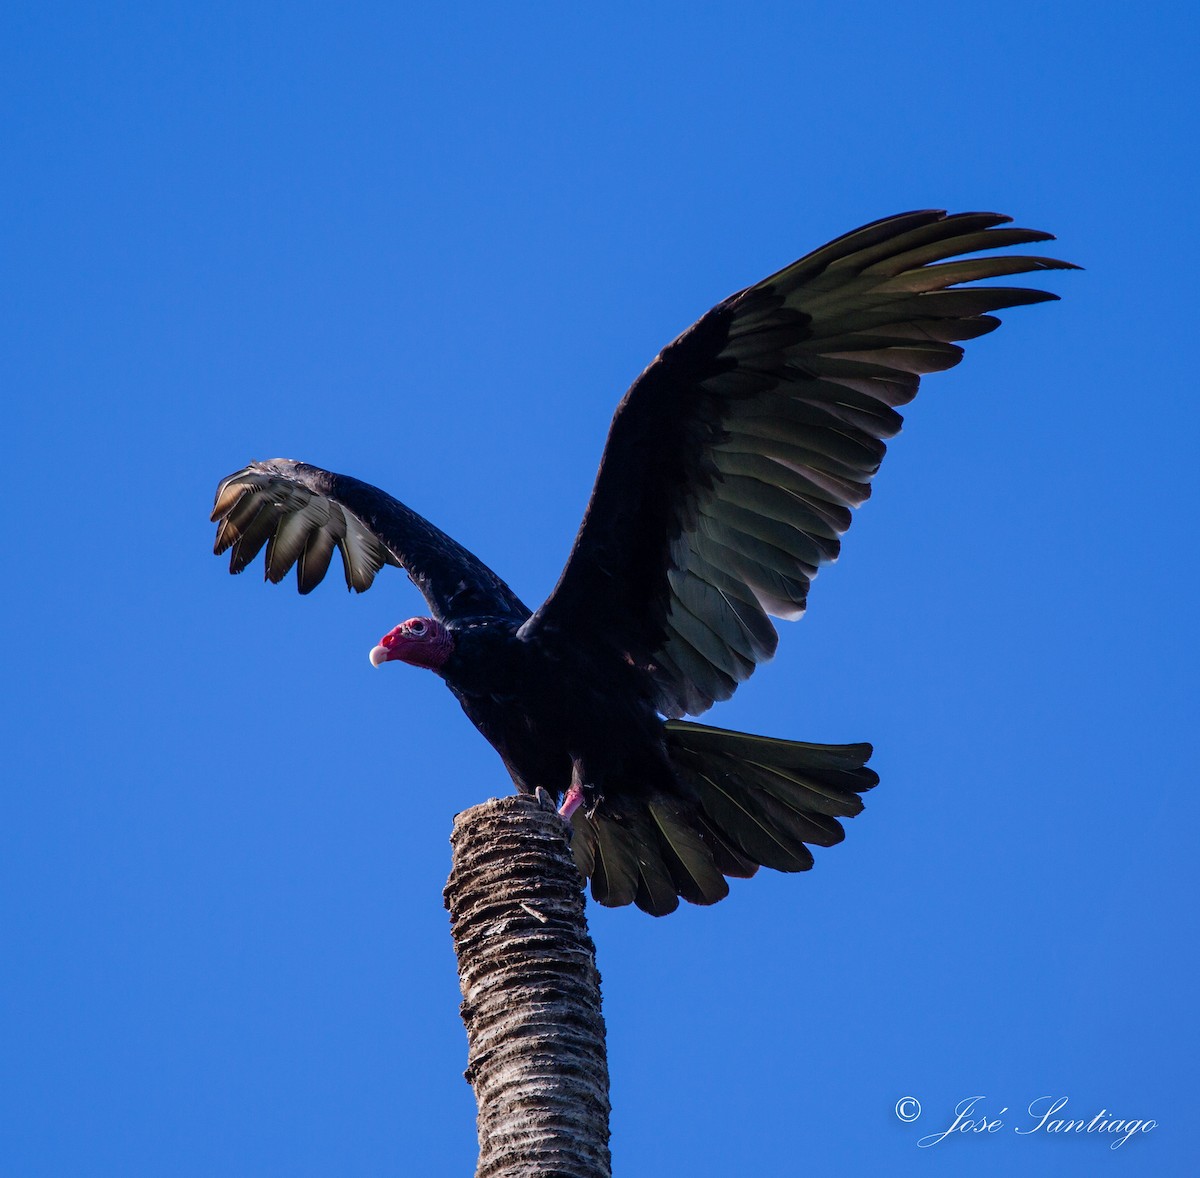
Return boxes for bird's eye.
[410,620,427,636]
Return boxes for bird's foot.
[534,786,557,812]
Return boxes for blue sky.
[3,4,1195,1175]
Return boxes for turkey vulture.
[212,210,1074,916]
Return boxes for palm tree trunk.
[444,794,611,1178]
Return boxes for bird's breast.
[443,627,664,793]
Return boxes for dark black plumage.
[211,210,1075,915]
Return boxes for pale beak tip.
[368,644,389,668]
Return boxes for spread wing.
[211,459,530,623]
[523,210,1077,716]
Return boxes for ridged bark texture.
[444,794,611,1178]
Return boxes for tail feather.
[734,764,849,844]
[571,811,598,879]
[738,758,867,819]
[686,765,816,872]
[624,808,689,916]
[631,838,681,917]
[589,813,640,908]
[666,719,877,877]
[575,803,726,916]
[569,719,877,916]
[693,810,759,879]
[672,719,874,774]
[647,800,729,907]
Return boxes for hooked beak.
[369,624,405,668]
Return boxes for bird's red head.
[369,617,454,672]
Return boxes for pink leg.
[558,781,585,822]
[558,759,588,822]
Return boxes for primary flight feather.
[212,209,1075,915]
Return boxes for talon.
[534,786,556,812]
